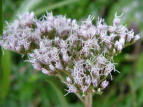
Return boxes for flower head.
[0,12,140,96]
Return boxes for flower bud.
[110,33,116,41]
[92,79,98,87]
[24,43,30,50]
[55,62,63,69]
[63,54,69,63]
[86,21,92,28]
[113,18,120,26]
[54,37,60,45]
[81,30,87,38]
[41,27,47,33]
[82,86,88,93]
[15,45,22,53]
[133,34,140,42]
[109,26,116,33]
[97,88,101,93]
[85,76,91,85]
[49,64,55,71]
[119,37,125,45]
[29,53,36,58]
[72,19,76,25]
[127,32,134,42]
[32,63,42,70]
[47,26,52,32]
[115,41,122,52]
[101,80,109,89]
[67,18,71,25]
[66,77,72,83]
[117,44,122,52]
[9,40,17,50]
[47,15,54,22]
[68,85,77,93]
[42,68,51,75]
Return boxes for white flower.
[0,11,140,96]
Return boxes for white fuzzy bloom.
[0,11,140,96]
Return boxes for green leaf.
[1,50,11,101]
[34,0,80,16]
[136,52,143,72]
[0,0,3,63]
[46,80,69,107]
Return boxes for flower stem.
[84,93,93,107]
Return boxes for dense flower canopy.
[0,12,140,96]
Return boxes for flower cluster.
[0,12,140,96]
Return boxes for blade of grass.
[46,80,69,107]
[34,0,80,16]
[9,0,41,22]
[1,50,11,101]
[0,0,2,63]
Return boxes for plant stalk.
[84,93,93,107]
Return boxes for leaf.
[136,52,143,72]
[46,80,69,107]
[34,0,80,16]
[1,50,11,101]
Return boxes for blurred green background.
[0,0,143,107]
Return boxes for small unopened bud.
[24,43,30,50]
[81,30,87,38]
[15,46,22,52]
[106,43,112,49]
[9,40,17,50]
[97,88,101,93]
[109,34,116,41]
[67,18,71,25]
[86,21,92,27]
[49,64,55,71]
[66,77,72,83]
[117,44,122,52]
[30,12,34,18]
[55,62,63,69]
[69,85,77,93]
[133,34,140,42]
[72,19,76,25]
[119,37,125,45]
[85,76,91,85]
[54,37,60,45]
[82,86,88,92]
[29,53,36,58]
[42,68,51,75]
[127,32,134,42]
[101,80,109,89]
[41,27,47,33]
[115,41,122,52]
[63,54,69,63]
[113,18,120,26]
[60,40,68,49]
[92,79,98,87]
[47,16,54,22]
[109,26,116,33]
[47,26,52,32]
[32,63,42,70]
